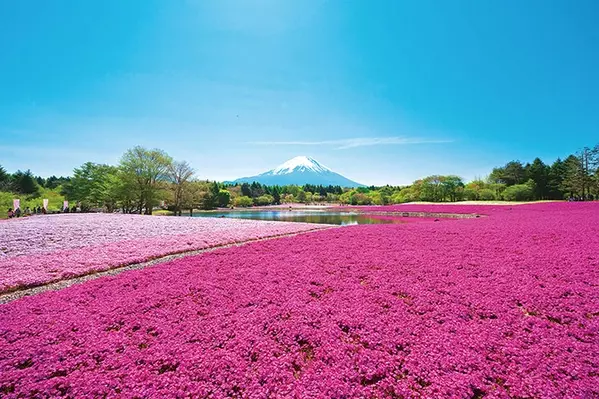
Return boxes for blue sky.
[1,0,598,185]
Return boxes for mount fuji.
[230,156,365,187]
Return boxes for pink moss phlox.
[0,202,598,397]
[0,214,326,292]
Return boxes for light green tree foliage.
[254,194,274,206]
[178,180,208,213]
[351,192,372,205]
[478,189,497,201]
[416,175,464,202]
[367,191,385,205]
[120,147,173,214]
[441,175,465,202]
[463,180,498,201]
[233,196,253,207]
[304,192,313,203]
[390,187,417,204]
[281,194,295,203]
[217,189,231,207]
[338,190,373,205]
[282,185,301,197]
[326,193,339,203]
[62,162,122,211]
[502,184,534,201]
[167,161,194,216]
[296,190,307,203]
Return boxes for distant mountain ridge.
[229,156,364,187]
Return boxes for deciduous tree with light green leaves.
[62,162,123,211]
[167,161,195,216]
[120,146,173,215]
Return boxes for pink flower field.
[1,202,598,398]
[0,214,327,293]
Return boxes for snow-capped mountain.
[230,156,364,187]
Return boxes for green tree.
[217,189,231,207]
[502,161,526,186]
[296,190,307,203]
[240,183,252,197]
[489,161,525,186]
[478,189,496,201]
[179,180,209,214]
[272,186,281,204]
[233,196,253,207]
[120,147,173,214]
[0,165,9,190]
[562,154,585,198]
[441,175,464,202]
[547,158,566,200]
[502,184,534,201]
[11,170,40,196]
[526,158,549,199]
[254,194,274,206]
[62,162,121,211]
[45,176,70,190]
[350,192,372,205]
[390,187,416,203]
[167,161,195,216]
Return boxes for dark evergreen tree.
[240,183,252,197]
[272,186,281,204]
[11,170,39,195]
[527,158,549,199]
[0,164,9,190]
[547,158,566,200]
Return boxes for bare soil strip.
[0,226,334,304]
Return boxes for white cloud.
[249,137,453,149]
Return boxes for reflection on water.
[190,211,404,225]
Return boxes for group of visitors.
[6,203,84,218]
[568,195,595,201]
[7,206,47,218]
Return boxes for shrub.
[233,196,253,207]
[254,195,274,206]
[478,189,496,201]
[502,184,533,201]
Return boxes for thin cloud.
[250,137,453,150]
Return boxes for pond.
[189,210,404,225]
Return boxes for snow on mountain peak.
[270,156,331,175]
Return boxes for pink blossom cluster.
[0,202,598,397]
[0,214,326,293]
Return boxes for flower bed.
[0,202,598,397]
[0,214,327,293]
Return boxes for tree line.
[1,142,598,216]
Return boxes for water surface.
[190,210,403,225]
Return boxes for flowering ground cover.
[1,202,598,397]
[0,214,327,293]
[351,202,563,217]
